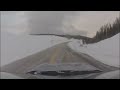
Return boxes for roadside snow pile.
[68,33,120,68]
[1,31,68,66]
[95,70,120,79]
[1,72,23,79]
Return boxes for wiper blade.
[27,70,102,77]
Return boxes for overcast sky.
[1,11,119,37]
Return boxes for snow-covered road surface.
[1,42,118,79]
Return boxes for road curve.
[1,42,118,79]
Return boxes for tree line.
[85,16,120,44]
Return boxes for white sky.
[1,11,119,37]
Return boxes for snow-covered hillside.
[68,33,120,68]
[1,31,68,66]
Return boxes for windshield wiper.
[27,70,102,77]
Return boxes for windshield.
[1,11,120,79]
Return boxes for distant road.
[1,42,118,79]
[30,34,91,40]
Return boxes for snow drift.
[68,33,120,68]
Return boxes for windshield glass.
[1,11,120,79]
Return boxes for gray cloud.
[27,11,87,35]
[71,11,119,37]
[1,11,119,37]
[27,11,119,37]
[1,11,28,34]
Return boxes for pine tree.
[90,16,120,44]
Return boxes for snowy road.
[1,42,118,79]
